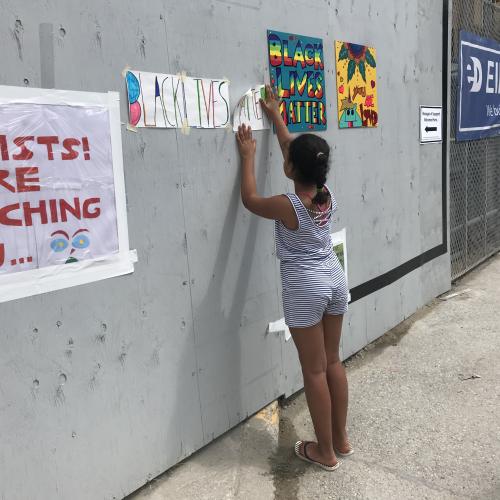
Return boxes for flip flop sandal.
[334,446,354,458]
[294,441,340,472]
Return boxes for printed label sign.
[457,31,500,141]
[420,106,443,144]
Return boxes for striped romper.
[275,185,349,328]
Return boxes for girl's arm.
[236,124,297,227]
[260,84,294,159]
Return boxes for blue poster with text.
[457,31,500,141]
[267,30,327,133]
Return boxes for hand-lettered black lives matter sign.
[126,70,230,129]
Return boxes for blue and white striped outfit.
[275,186,349,328]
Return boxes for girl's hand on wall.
[236,124,256,161]
[260,84,281,118]
[260,84,291,158]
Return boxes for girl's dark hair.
[288,133,330,205]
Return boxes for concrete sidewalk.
[129,254,500,500]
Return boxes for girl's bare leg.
[290,323,337,465]
[322,313,351,453]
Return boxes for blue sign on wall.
[457,31,500,141]
[267,30,327,132]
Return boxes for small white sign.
[420,105,442,144]
[233,85,270,131]
[331,227,351,302]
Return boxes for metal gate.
[450,0,500,279]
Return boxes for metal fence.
[450,0,500,279]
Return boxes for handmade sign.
[232,85,270,131]
[331,227,350,301]
[0,85,134,302]
[267,30,327,132]
[268,227,351,340]
[457,31,500,141]
[335,41,378,128]
[125,70,230,129]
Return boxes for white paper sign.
[420,105,443,143]
[331,227,350,302]
[268,317,292,341]
[268,228,350,341]
[233,85,270,131]
[0,85,135,302]
[126,70,230,129]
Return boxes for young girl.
[236,85,352,471]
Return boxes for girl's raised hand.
[236,124,256,160]
[259,84,281,118]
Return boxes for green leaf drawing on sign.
[338,45,348,61]
[333,243,345,270]
[358,61,366,81]
[347,60,356,82]
[365,49,376,68]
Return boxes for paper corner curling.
[268,318,292,342]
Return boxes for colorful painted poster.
[267,30,327,132]
[232,85,270,131]
[125,70,230,129]
[0,85,135,303]
[335,41,378,129]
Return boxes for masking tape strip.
[121,65,131,78]
[177,70,187,83]
[180,119,190,135]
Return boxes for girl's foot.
[333,432,354,456]
[334,443,354,457]
[294,441,339,471]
